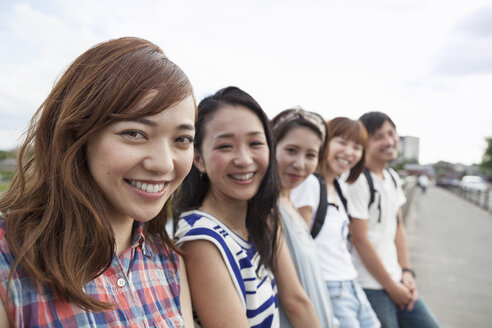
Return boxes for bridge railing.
[401,179,418,220]
[438,183,492,212]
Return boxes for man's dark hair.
[359,111,396,135]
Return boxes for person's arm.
[0,300,8,327]
[291,175,318,229]
[275,232,321,328]
[394,209,418,310]
[395,209,411,269]
[349,218,412,309]
[297,206,314,228]
[178,255,194,327]
[182,240,250,328]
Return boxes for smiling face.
[366,120,399,164]
[194,105,270,203]
[86,95,196,225]
[325,135,364,177]
[276,126,322,190]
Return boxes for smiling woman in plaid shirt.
[0,37,195,327]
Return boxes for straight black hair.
[174,86,280,273]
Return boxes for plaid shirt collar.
[130,222,154,258]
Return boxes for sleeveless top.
[175,210,279,328]
[278,204,334,328]
[0,219,184,327]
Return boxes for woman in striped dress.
[174,87,321,328]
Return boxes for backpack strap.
[333,179,350,221]
[363,167,376,209]
[364,167,383,222]
[386,168,398,188]
[385,168,400,224]
[310,173,328,239]
[364,167,399,224]
[333,179,354,249]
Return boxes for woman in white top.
[291,117,380,328]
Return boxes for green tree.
[0,150,15,160]
[390,157,418,172]
[480,137,492,178]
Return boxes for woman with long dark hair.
[0,37,195,327]
[272,107,336,328]
[174,87,320,327]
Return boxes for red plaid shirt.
[0,221,184,327]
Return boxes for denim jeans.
[364,289,440,328]
[326,280,380,328]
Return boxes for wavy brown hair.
[0,37,193,312]
[321,117,368,183]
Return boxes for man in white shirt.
[346,111,440,328]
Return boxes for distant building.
[403,163,434,176]
[399,136,419,162]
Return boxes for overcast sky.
[1,0,491,165]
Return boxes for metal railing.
[438,184,492,212]
[401,179,418,220]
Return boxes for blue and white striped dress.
[175,210,279,328]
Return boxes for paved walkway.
[406,186,492,327]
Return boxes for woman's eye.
[286,148,296,154]
[216,144,232,150]
[175,136,194,145]
[121,130,145,139]
[251,141,265,147]
[307,153,317,159]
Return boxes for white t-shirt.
[291,174,358,281]
[345,168,406,289]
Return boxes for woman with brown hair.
[291,117,380,328]
[0,37,195,327]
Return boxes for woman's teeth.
[336,158,350,166]
[230,172,254,181]
[129,180,165,193]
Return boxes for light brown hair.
[321,117,368,183]
[0,37,194,312]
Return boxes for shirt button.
[117,278,126,287]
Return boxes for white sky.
[1,0,491,165]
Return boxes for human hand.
[401,271,416,292]
[401,271,418,311]
[406,288,418,311]
[387,281,412,309]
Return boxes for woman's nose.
[143,141,175,174]
[233,146,253,166]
